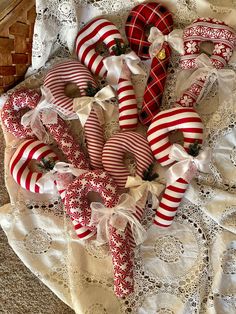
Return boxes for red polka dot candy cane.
[126,2,178,125]
[147,107,207,227]
[1,89,40,138]
[9,139,59,194]
[76,18,145,130]
[175,18,236,108]
[102,131,154,189]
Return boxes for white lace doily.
[1,1,236,313]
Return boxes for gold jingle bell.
[156,48,166,60]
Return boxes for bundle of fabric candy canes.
[1,1,236,298]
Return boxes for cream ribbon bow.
[21,86,58,143]
[125,175,165,208]
[36,162,88,194]
[176,53,236,104]
[89,194,146,246]
[103,51,146,88]
[73,85,115,127]
[166,144,212,186]
[148,27,184,58]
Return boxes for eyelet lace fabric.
[1,1,236,313]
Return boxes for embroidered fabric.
[1,0,236,313]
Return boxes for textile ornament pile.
[126,2,183,125]
[76,17,145,130]
[175,17,236,108]
[1,1,223,302]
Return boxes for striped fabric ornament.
[10,139,59,193]
[102,131,154,189]
[75,18,140,130]
[147,107,204,227]
[44,60,97,119]
[125,2,173,125]
[1,88,40,138]
[84,108,105,169]
[43,60,104,169]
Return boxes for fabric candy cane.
[147,107,204,227]
[125,2,182,125]
[21,60,105,169]
[175,17,236,107]
[76,18,145,130]
[102,131,154,189]
[65,170,133,296]
[52,163,95,240]
[1,89,40,138]
[9,139,59,193]
[73,84,116,169]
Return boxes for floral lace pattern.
[1,0,236,313]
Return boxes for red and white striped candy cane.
[76,18,139,130]
[147,107,203,227]
[9,139,59,193]
[43,60,105,168]
[102,131,154,188]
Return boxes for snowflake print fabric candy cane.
[76,18,145,130]
[147,107,204,227]
[175,17,236,108]
[102,131,154,189]
[53,163,96,240]
[89,193,146,297]
[9,139,59,194]
[126,2,182,125]
[1,89,40,138]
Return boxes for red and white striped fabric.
[84,109,104,169]
[76,18,138,130]
[147,107,203,167]
[102,131,154,188]
[147,107,203,227]
[1,88,40,138]
[44,60,104,169]
[44,60,97,119]
[10,139,59,193]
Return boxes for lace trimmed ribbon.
[73,85,115,126]
[21,86,58,143]
[89,194,146,245]
[37,162,88,194]
[103,51,146,88]
[166,144,212,186]
[125,175,164,208]
[176,53,236,104]
[148,27,184,58]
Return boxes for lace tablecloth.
[1,1,236,313]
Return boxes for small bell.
[157,48,166,60]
